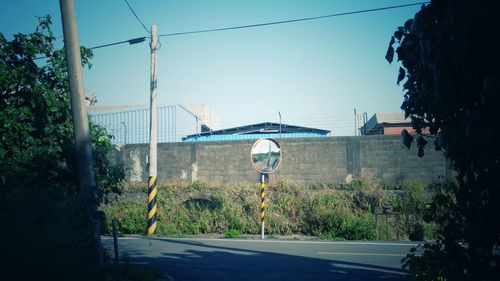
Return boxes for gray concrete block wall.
[194,140,255,183]
[113,135,451,185]
[357,136,448,184]
[278,138,349,183]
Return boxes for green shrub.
[268,213,295,235]
[342,177,374,190]
[352,189,385,213]
[409,223,425,241]
[224,229,241,238]
[298,191,376,240]
[347,214,377,240]
[100,201,147,235]
[423,222,439,241]
[101,180,438,241]
[397,181,430,216]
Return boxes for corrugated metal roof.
[182,122,330,141]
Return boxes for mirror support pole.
[260,173,265,240]
[251,139,281,240]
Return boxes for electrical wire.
[86,1,427,51]
[159,2,429,38]
[90,37,147,50]
[124,0,150,34]
[33,36,147,59]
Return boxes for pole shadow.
[103,237,411,281]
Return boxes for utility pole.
[147,25,158,236]
[354,108,357,136]
[278,111,282,139]
[59,0,103,268]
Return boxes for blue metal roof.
[182,122,330,142]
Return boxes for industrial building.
[360,112,413,135]
[182,122,331,142]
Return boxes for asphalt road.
[102,236,417,281]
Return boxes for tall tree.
[386,0,500,280]
[0,16,123,280]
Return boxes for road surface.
[102,236,417,280]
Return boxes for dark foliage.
[386,0,500,280]
[0,16,124,280]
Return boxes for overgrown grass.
[101,179,439,241]
[224,229,241,238]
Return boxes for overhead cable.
[124,0,150,34]
[159,2,429,38]
[87,2,427,51]
[90,37,147,50]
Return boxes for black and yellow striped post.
[147,25,158,236]
[260,173,265,239]
[147,176,158,235]
[251,138,282,240]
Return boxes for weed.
[224,229,241,238]
[101,180,438,241]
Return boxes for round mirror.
[251,138,281,174]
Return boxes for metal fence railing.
[89,105,200,144]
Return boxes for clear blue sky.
[0,0,423,135]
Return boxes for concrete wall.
[112,135,451,185]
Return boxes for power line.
[90,37,147,50]
[124,0,150,34]
[32,36,146,59]
[86,2,427,51]
[159,2,428,38]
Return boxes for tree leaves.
[388,1,500,280]
[416,136,428,158]
[401,129,414,149]
[385,36,395,63]
[397,67,406,85]
[394,29,404,41]
[404,18,414,31]
[0,15,123,199]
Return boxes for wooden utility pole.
[59,0,103,267]
[147,25,158,236]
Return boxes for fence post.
[112,218,119,264]
[385,214,389,240]
[396,213,400,241]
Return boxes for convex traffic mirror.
[250,138,281,174]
